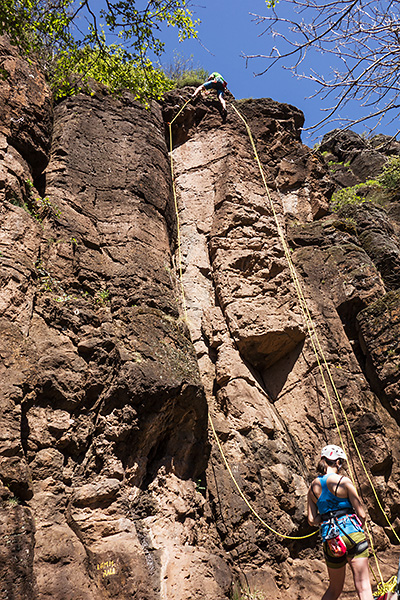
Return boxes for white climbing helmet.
[321,445,347,461]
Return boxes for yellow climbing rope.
[208,414,317,540]
[167,97,192,319]
[230,101,400,583]
[167,96,399,559]
[167,97,317,541]
[374,576,397,598]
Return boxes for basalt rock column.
[164,91,400,597]
[1,55,230,599]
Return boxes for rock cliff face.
[1,36,400,599]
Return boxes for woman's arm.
[345,479,366,526]
[307,485,322,527]
[192,83,205,97]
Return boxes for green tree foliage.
[97,0,198,58]
[331,156,400,211]
[0,0,199,101]
[0,0,75,59]
[52,38,175,101]
[377,157,400,192]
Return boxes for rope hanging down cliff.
[167,98,191,319]
[230,102,400,540]
[230,102,400,592]
[167,98,400,563]
[167,100,316,542]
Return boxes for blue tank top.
[317,474,362,541]
[316,474,353,515]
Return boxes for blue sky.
[76,0,399,146]
[157,0,399,145]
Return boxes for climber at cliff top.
[192,72,228,117]
[307,445,373,600]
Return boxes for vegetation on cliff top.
[0,0,203,101]
[331,156,400,211]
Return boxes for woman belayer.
[307,445,374,600]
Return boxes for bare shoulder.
[333,474,352,487]
[309,477,322,494]
[342,475,355,489]
[327,473,352,497]
[341,475,352,484]
[310,476,321,486]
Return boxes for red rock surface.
[1,36,400,599]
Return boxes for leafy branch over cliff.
[0,0,199,101]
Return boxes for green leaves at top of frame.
[0,0,75,56]
[52,39,175,102]
[0,0,199,103]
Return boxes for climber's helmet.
[321,445,347,461]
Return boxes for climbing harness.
[317,475,368,560]
[323,511,368,560]
[167,96,400,571]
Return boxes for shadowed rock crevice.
[0,502,37,600]
[357,290,400,426]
